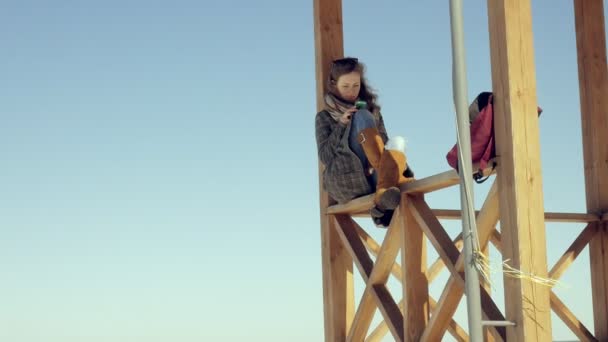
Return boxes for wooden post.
[487,0,552,341]
[401,194,429,341]
[481,243,495,341]
[574,0,608,339]
[313,0,353,340]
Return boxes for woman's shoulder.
[315,109,332,122]
[316,108,329,116]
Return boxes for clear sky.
[1,1,605,341]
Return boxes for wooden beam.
[487,0,552,340]
[313,0,352,340]
[426,233,463,283]
[354,224,404,284]
[433,209,599,223]
[365,296,468,342]
[313,0,343,108]
[410,193,506,340]
[359,223,466,342]
[347,210,402,341]
[574,0,608,339]
[551,292,598,342]
[480,243,495,342]
[549,224,597,280]
[334,215,374,282]
[419,181,503,341]
[355,223,460,285]
[399,169,460,194]
[493,230,597,341]
[490,228,502,251]
[371,285,404,341]
[400,195,428,341]
[589,222,608,340]
[326,194,374,215]
[326,163,496,215]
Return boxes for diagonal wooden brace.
[411,181,506,341]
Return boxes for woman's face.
[335,72,361,102]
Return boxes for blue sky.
[0,1,605,341]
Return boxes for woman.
[314,57,414,227]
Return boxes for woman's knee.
[352,109,376,130]
[385,136,407,153]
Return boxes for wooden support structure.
[313,0,607,341]
[313,0,353,340]
[400,194,429,341]
[574,0,608,340]
[487,0,552,340]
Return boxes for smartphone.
[355,100,367,109]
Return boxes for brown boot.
[357,127,384,171]
[359,127,413,212]
[373,149,407,211]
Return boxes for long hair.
[327,57,381,114]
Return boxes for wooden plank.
[493,230,597,341]
[589,222,608,340]
[444,307,469,342]
[361,226,466,342]
[371,285,404,341]
[410,191,506,341]
[399,169,460,194]
[401,195,429,341]
[420,182,503,341]
[347,290,376,342]
[313,0,343,108]
[574,0,608,339]
[401,163,496,195]
[327,194,374,215]
[313,0,352,340]
[354,224,404,283]
[327,163,496,215]
[427,233,463,284]
[480,244,495,342]
[347,209,403,341]
[424,276,462,341]
[334,215,374,281]
[548,224,596,280]
[355,218,460,285]
[551,292,598,342]
[490,228,502,251]
[487,0,552,340]
[434,209,599,223]
[365,295,468,342]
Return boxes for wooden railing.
[323,168,601,341]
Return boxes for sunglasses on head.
[332,57,358,67]
[330,58,359,82]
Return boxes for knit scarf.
[324,92,357,122]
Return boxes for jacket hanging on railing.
[445,92,542,182]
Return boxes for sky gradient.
[1,1,606,341]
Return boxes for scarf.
[324,92,357,122]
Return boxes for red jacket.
[446,93,542,177]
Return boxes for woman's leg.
[348,109,377,169]
[348,109,379,187]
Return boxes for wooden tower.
[313,0,608,341]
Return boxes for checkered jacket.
[315,110,389,203]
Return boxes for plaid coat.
[315,110,389,203]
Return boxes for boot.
[372,209,395,228]
[359,127,414,186]
[373,149,407,211]
[358,128,413,212]
[358,127,384,172]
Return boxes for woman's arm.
[315,111,346,166]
